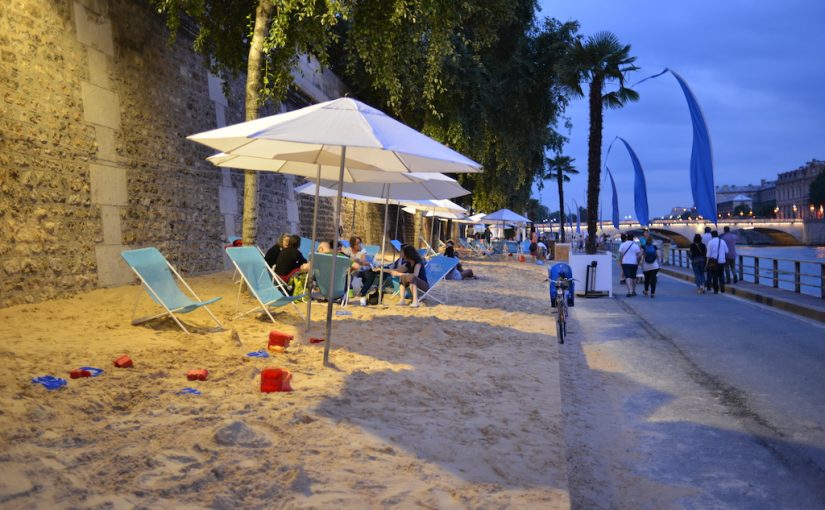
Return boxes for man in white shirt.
[618,233,642,297]
[706,230,729,294]
[701,226,713,291]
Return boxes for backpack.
[644,244,657,263]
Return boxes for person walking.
[706,230,729,294]
[641,240,660,298]
[701,226,713,292]
[689,233,707,294]
[618,233,642,297]
[721,226,738,284]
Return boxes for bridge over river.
[537,219,825,246]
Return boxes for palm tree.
[544,155,578,242]
[562,31,639,253]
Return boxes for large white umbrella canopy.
[480,208,531,224]
[189,97,481,367]
[316,172,470,202]
[401,199,468,215]
[189,98,482,174]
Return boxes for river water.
[736,246,825,297]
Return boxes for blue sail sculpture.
[573,199,582,235]
[606,167,620,229]
[633,69,717,222]
[616,137,649,226]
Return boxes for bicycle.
[549,277,573,344]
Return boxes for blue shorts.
[621,264,638,279]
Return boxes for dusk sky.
[533,0,825,219]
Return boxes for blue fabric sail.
[616,137,649,226]
[668,69,716,222]
[606,167,620,229]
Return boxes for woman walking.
[689,233,707,294]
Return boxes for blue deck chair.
[520,240,531,254]
[505,241,519,255]
[418,255,459,305]
[418,248,429,259]
[121,248,223,334]
[310,254,351,306]
[363,244,381,259]
[299,236,320,258]
[390,240,402,252]
[419,235,438,257]
[468,239,492,256]
[225,247,306,323]
[491,240,504,255]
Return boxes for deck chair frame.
[418,255,459,305]
[122,248,223,334]
[226,247,306,323]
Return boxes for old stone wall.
[0,0,342,307]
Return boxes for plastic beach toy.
[177,387,202,396]
[79,367,104,377]
[261,367,293,393]
[268,331,293,349]
[246,350,270,358]
[32,376,67,390]
[113,355,133,368]
[309,337,325,344]
[186,369,209,381]
[335,310,352,316]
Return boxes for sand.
[0,257,568,509]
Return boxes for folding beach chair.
[225,247,307,323]
[466,238,492,256]
[121,247,223,334]
[419,236,438,257]
[390,240,403,252]
[418,255,459,305]
[505,241,519,255]
[299,236,318,258]
[520,240,531,254]
[491,240,504,255]
[310,253,352,307]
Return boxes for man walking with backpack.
[721,226,738,284]
[641,239,660,298]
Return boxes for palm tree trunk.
[241,0,273,246]
[586,76,603,254]
[557,171,566,242]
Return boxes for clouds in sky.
[533,0,825,217]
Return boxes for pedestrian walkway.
[660,265,825,324]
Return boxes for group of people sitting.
[263,234,431,308]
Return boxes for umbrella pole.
[429,207,435,253]
[394,204,400,241]
[378,189,390,306]
[324,146,346,367]
[305,165,321,332]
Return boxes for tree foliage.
[810,169,825,208]
[543,154,577,241]
[151,0,580,231]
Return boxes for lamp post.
[793,204,798,219]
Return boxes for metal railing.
[668,248,825,299]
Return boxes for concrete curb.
[660,267,825,324]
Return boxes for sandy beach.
[0,256,569,509]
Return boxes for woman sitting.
[387,245,429,308]
[444,240,474,279]
[273,235,310,294]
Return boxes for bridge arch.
[648,228,693,247]
[743,227,801,245]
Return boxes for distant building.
[775,160,825,219]
[717,194,753,217]
[716,179,776,217]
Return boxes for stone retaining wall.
[0,0,342,307]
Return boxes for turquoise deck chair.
[520,240,531,254]
[299,236,319,258]
[505,241,519,254]
[225,247,306,323]
[121,247,223,334]
[491,240,504,255]
[390,240,402,252]
[418,255,459,304]
[310,253,351,306]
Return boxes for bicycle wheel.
[556,304,565,344]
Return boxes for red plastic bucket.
[260,367,293,392]
[268,331,293,349]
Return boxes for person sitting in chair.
[387,245,429,308]
[264,233,289,269]
[444,240,474,279]
[273,235,310,293]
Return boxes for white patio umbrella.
[189,97,481,366]
[315,174,471,305]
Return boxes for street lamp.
[793,204,798,219]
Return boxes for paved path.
[560,272,825,509]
